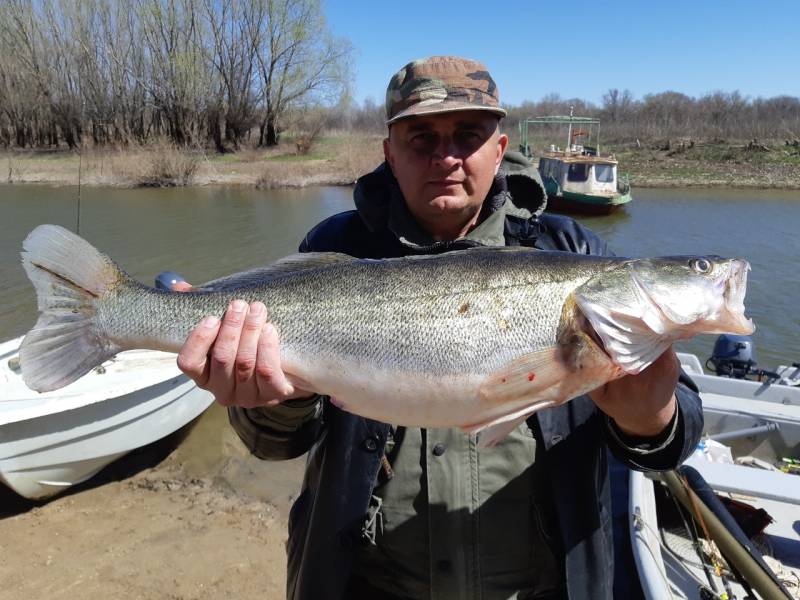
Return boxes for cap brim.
[386,101,506,125]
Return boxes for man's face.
[383,111,508,239]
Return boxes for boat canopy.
[519,112,603,159]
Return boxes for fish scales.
[97,249,618,377]
[19,225,754,443]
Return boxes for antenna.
[566,105,574,153]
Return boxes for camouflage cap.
[385,56,507,125]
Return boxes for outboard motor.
[706,334,756,379]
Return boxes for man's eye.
[411,132,434,143]
[410,133,437,149]
[454,130,484,150]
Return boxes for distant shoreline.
[2,137,799,191]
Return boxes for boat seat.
[655,455,800,505]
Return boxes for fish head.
[627,256,754,337]
[575,255,754,374]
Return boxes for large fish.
[20,224,753,444]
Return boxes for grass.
[265,152,326,162]
[208,153,248,163]
[255,134,384,189]
[602,139,800,188]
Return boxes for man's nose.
[431,136,461,164]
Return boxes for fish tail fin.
[20,224,128,392]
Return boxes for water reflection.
[0,184,354,342]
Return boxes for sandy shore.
[0,405,306,600]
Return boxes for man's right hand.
[175,291,314,408]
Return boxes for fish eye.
[691,258,713,274]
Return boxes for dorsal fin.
[197,252,357,290]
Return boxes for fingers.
[648,346,679,383]
[208,300,249,403]
[227,302,268,407]
[176,315,221,387]
[592,344,680,437]
[179,300,312,408]
[255,321,294,405]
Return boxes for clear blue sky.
[326,0,800,107]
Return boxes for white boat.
[0,335,214,500]
[630,351,800,598]
[518,110,633,215]
[679,351,800,462]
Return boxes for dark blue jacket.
[229,160,704,600]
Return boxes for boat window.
[595,164,614,183]
[567,163,590,182]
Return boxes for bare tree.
[255,0,352,146]
[602,89,634,124]
[202,0,263,150]
[1,1,795,152]
[136,0,210,145]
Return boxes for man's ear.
[495,134,509,173]
[383,137,394,172]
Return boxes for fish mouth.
[719,260,755,335]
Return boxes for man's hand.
[589,348,679,438]
[174,286,313,408]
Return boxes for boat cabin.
[538,152,620,199]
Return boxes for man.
[177,56,702,599]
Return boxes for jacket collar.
[353,151,547,251]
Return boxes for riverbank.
[2,136,799,190]
[1,133,386,189]
[0,404,304,600]
[612,139,800,189]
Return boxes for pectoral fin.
[477,348,569,406]
[473,408,546,449]
[574,268,676,374]
[467,326,621,446]
[575,289,672,374]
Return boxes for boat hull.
[630,353,800,598]
[1,337,214,500]
[545,190,633,215]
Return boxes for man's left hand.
[589,348,679,438]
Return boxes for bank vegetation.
[0,0,350,150]
[1,1,798,188]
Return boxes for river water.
[1,184,797,367]
[2,183,798,506]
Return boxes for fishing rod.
[661,469,791,599]
[76,93,85,236]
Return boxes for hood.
[497,150,548,219]
[353,150,547,233]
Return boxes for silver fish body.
[20,225,753,443]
